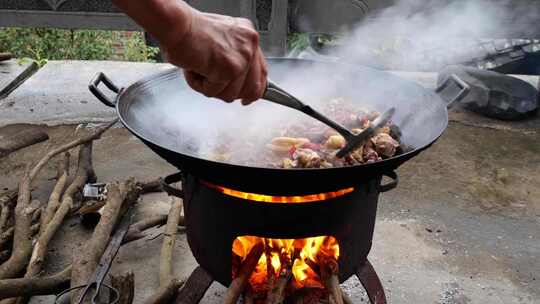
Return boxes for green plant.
[287,32,310,51]
[0,28,159,64]
[119,32,160,62]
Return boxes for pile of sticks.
[225,242,353,304]
[0,120,186,304]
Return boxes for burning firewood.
[223,242,264,304]
[292,288,328,304]
[318,255,343,304]
[265,253,293,304]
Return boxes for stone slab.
[0,60,173,127]
[0,59,38,99]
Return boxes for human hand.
[162,11,268,105]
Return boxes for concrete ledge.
[0,60,173,127]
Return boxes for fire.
[232,236,339,291]
[203,181,354,203]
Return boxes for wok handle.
[161,173,184,198]
[89,72,120,108]
[435,74,470,108]
[378,171,398,193]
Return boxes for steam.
[320,0,540,72]
[129,0,540,167]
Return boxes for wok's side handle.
[378,171,398,193]
[435,74,470,108]
[161,172,185,199]
[89,72,120,108]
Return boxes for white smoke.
[302,0,540,72]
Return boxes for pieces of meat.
[371,133,399,158]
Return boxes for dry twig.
[39,152,70,236]
[143,279,183,304]
[25,143,93,280]
[0,191,17,232]
[0,120,116,280]
[0,266,71,299]
[0,129,49,158]
[159,197,183,286]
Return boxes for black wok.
[89,58,468,195]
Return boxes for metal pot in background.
[438,65,539,120]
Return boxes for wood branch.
[0,228,13,250]
[122,214,186,245]
[341,289,353,304]
[223,242,264,304]
[0,266,71,299]
[0,120,115,280]
[29,119,116,183]
[39,152,70,236]
[122,215,166,244]
[143,279,182,304]
[30,209,41,224]
[0,222,37,252]
[159,198,183,286]
[110,272,135,304]
[174,267,213,304]
[0,191,17,232]
[0,166,34,279]
[0,129,49,158]
[0,53,13,62]
[70,178,140,303]
[319,256,342,304]
[139,178,163,194]
[25,143,93,281]
[0,251,9,264]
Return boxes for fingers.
[184,70,228,99]
[239,49,268,105]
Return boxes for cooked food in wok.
[266,98,404,168]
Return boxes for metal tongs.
[55,206,135,304]
[263,80,396,158]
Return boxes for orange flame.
[203,181,354,203]
[232,236,339,291]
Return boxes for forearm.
[112,0,195,46]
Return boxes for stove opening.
[202,181,354,203]
[231,236,342,302]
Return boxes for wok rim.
[113,57,449,174]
